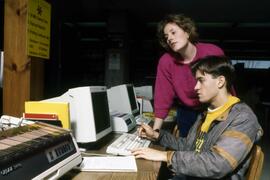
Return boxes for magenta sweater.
[154,43,224,119]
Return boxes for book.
[23,112,59,120]
[25,101,70,129]
[23,112,63,127]
[75,156,137,172]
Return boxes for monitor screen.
[127,85,137,111]
[91,91,111,133]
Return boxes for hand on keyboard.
[131,146,167,162]
[106,133,151,156]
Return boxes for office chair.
[246,145,264,180]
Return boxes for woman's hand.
[138,123,159,141]
[131,147,167,162]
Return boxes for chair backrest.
[172,124,179,138]
[246,145,264,180]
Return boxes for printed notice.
[108,53,121,70]
[27,0,51,59]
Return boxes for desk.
[62,132,163,180]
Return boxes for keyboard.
[135,116,151,125]
[106,133,151,156]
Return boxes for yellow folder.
[25,101,70,129]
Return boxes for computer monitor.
[44,86,112,144]
[107,84,140,118]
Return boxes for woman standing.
[153,14,224,136]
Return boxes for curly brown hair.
[157,14,199,53]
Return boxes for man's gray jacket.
[158,103,263,179]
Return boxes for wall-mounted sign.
[27,0,51,59]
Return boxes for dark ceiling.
[56,0,270,59]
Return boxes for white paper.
[134,86,153,100]
[76,156,137,172]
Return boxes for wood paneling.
[3,0,44,117]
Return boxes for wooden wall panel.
[3,0,44,117]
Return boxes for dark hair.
[191,56,235,91]
[157,14,198,53]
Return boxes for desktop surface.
[61,130,162,180]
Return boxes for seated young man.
[132,56,263,179]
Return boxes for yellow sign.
[27,0,51,59]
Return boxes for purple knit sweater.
[154,43,224,119]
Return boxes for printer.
[110,112,136,133]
